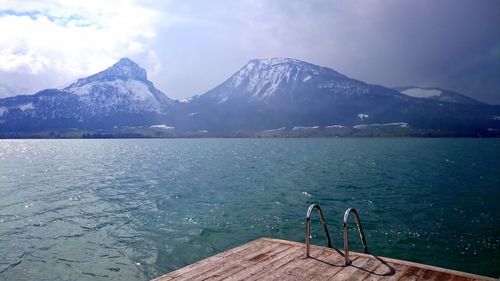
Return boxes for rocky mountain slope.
[0,58,173,132]
[178,58,499,135]
[1,58,499,137]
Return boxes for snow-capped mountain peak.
[58,58,172,114]
[241,58,346,79]
[203,57,366,103]
[249,57,307,66]
[107,57,148,81]
[66,58,148,89]
[0,57,498,136]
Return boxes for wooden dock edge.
[260,237,498,281]
[152,237,498,281]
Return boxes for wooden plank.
[261,238,496,281]
[223,245,303,281]
[248,245,329,281]
[336,250,496,281]
[175,240,285,281]
[300,248,346,280]
[327,257,370,280]
[152,238,497,281]
[153,239,270,281]
[285,238,496,281]
[418,269,439,281]
[398,266,424,281]
[243,248,304,281]
[342,257,385,281]
[152,238,265,281]
[272,249,338,281]
[195,242,292,281]
[417,269,453,281]
[362,262,408,281]
[431,271,453,281]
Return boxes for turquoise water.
[0,139,498,280]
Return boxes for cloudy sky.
[0,0,499,104]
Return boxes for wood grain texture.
[152,238,497,281]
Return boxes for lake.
[0,138,498,280]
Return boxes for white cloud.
[0,0,166,85]
[0,0,498,104]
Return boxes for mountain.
[178,58,500,135]
[199,58,381,103]
[395,86,484,105]
[1,57,499,137]
[0,58,173,133]
[176,58,408,133]
[62,58,173,114]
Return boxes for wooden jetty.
[152,237,496,281]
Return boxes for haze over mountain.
[395,87,484,105]
[0,58,499,137]
[0,82,30,99]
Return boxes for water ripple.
[0,139,499,280]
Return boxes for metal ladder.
[305,204,369,266]
[343,207,369,265]
[305,204,332,257]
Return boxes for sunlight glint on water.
[0,139,498,280]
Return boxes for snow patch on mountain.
[150,124,174,129]
[244,62,294,99]
[66,80,154,101]
[397,87,484,105]
[292,126,319,130]
[219,96,228,104]
[262,127,286,132]
[354,122,408,129]
[401,88,441,98]
[179,96,197,103]
[0,103,35,117]
[253,58,304,65]
[358,113,369,120]
[19,103,34,111]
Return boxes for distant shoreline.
[1,124,500,139]
[1,134,499,139]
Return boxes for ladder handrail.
[305,204,332,258]
[343,208,369,265]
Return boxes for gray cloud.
[2,0,500,104]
